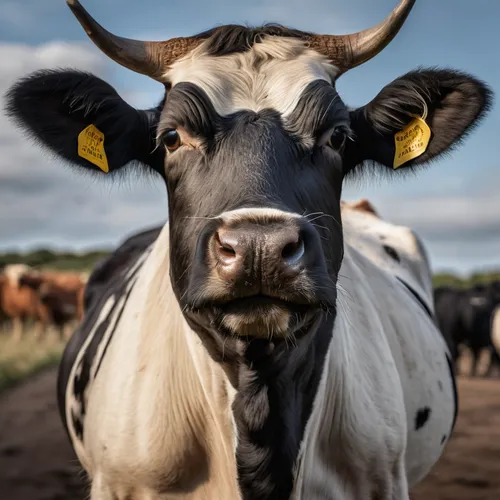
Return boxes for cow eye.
[163,130,182,152]
[327,127,347,152]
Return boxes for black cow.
[434,282,500,376]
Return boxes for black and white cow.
[5,0,492,498]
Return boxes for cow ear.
[346,68,493,173]
[5,69,165,176]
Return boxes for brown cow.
[38,282,83,339]
[19,269,86,291]
[0,266,51,341]
[18,270,87,338]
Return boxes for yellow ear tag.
[393,116,431,169]
[77,124,109,173]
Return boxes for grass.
[0,327,67,393]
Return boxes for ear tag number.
[77,124,109,173]
[393,116,431,169]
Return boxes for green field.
[0,248,110,272]
[0,328,67,392]
[432,270,500,288]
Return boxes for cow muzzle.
[185,209,336,339]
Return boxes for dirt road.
[0,368,499,499]
[0,369,87,500]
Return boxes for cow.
[0,265,50,341]
[19,269,87,292]
[0,266,87,341]
[39,282,83,339]
[19,270,88,323]
[21,279,84,339]
[434,283,500,377]
[5,0,492,498]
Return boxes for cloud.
[382,194,500,243]
[0,41,167,251]
[342,189,500,273]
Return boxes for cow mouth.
[194,293,322,339]
[217,294,312,316]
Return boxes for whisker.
[183,215,220,221]
[307,213,341,227]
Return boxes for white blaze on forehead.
[165,36,339,117]
[2,264,32,286]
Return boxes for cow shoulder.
[82,224,164,312]
[57,225,163,435]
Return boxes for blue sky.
[0,0,499,275]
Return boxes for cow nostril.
[281,237,305,266]
[214,231,237,264]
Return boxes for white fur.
[68,208,453,499]
[293,209,454,498]
[491,306,500,353]
[166,36,339,118]
[341,205,435,313]
[65,247,153,471]
[2,263,31,287]
[78,225,240,499]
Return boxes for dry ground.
[0,363,499,499]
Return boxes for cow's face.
[163,39,346,339]
[6,1,492,345]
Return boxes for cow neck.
[230,313,334,500]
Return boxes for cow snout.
[212,224,306,282]
[187,210,336,337]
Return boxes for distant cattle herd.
[0,264,88,341]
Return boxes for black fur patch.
[395,276,433,319]
[345,68,493,178]
[383,244,400,262]
[445,353,459,434]
[5,70,166,177]
[285,80,350,142]
[415,407,431,430]
[233,315,334,500]
[192,24,312,57]
[158,83,219,145]
[71,409,84,440]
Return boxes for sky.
[0,0,499,275]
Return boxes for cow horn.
[66,0,203,81]
[308,0,416,74]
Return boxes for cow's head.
[5,0,492,347]
[18,272,45,292]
